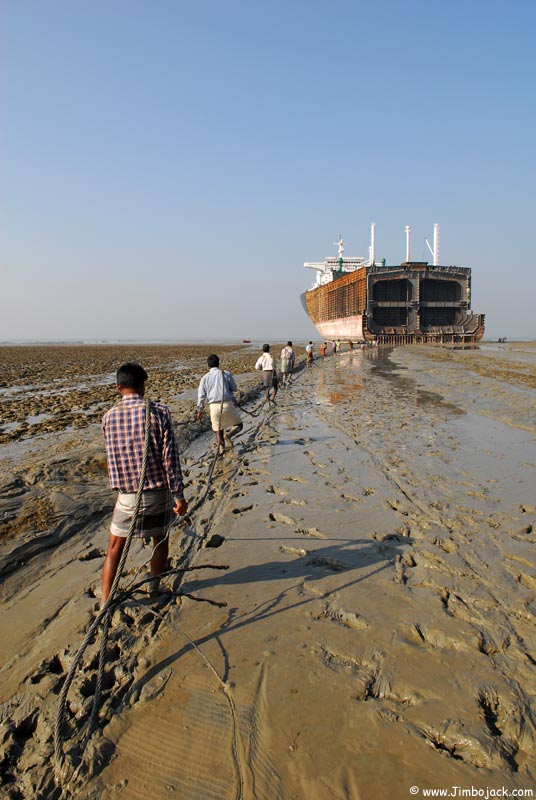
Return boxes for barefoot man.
[101,362,188,605]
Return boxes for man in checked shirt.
[101,362,188,605]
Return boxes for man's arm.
[161,409,186,512]
[227,372,238,393]
[197,375,207,410]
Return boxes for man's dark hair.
[116,363,148,390]
[287,341,292,347]
[263,344,270,352]
[207,354,220,368]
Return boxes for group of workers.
[100,336,376,608]
[100,341,303,607]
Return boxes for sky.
[2,0,535,341]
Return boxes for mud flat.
[1,343,536,799]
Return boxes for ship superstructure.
[302,224,485,344]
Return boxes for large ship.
[302,224,485,344]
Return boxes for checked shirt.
[102,394,184,495]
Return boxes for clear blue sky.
[2,0,535,341]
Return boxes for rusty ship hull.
[302,261,485,344]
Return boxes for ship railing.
[368,265,470,276]
[419,300,466,307]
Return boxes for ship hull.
[302,263,485,344]
[312,314,364,340]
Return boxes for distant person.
[197,354,243,450]
[101,363,188,605]
[255,344,278,403]
[336,339,342,353]
[280,341,295,387]
[305,341,314,367]
[320,342,327,359]
[332,340,337,355]
[348,340,354,351]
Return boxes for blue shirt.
[197,368,238,410]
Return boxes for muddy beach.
[1,342,536,799]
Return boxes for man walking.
[280,341,295,387]
[255,344,278,404]
[197,354,243,450]
[101,363,188,605]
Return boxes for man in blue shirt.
[197,354,243,450]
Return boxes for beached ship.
[302,224,485,344]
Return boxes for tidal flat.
[1,342,535,799]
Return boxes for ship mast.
[369,222,376,266]
[433,223,440,266]
[425,223,440,265]
[405,225,411,262]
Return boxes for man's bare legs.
[224,421,243,449]
[101,533,127,606]
[101,533,169,606]
[151,535,168,578]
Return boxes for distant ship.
[301,224,485,344]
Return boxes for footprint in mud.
[372,531,405,543]
[385,498,409,515]
[316,602,369,631]
[477,631,511,656]
[517,524,533,535]
[403,622,472,652]
[317,643,361,674]
[78,548,104,562]
[296,526,328,539]
[281,475,308,484]
[432,537,457,553]
[232,504,255,515]
[408,718,516,771]
[394,556,407,585]
[269,512,297,526]
[341,493,364,505]
[303,450,327,468]
[279,545,308,557]
[394,524,412,538]
[266,484,288,496]
[307,554,347,572]
[29,653,65,685]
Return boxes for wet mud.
[1,342,535,799]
